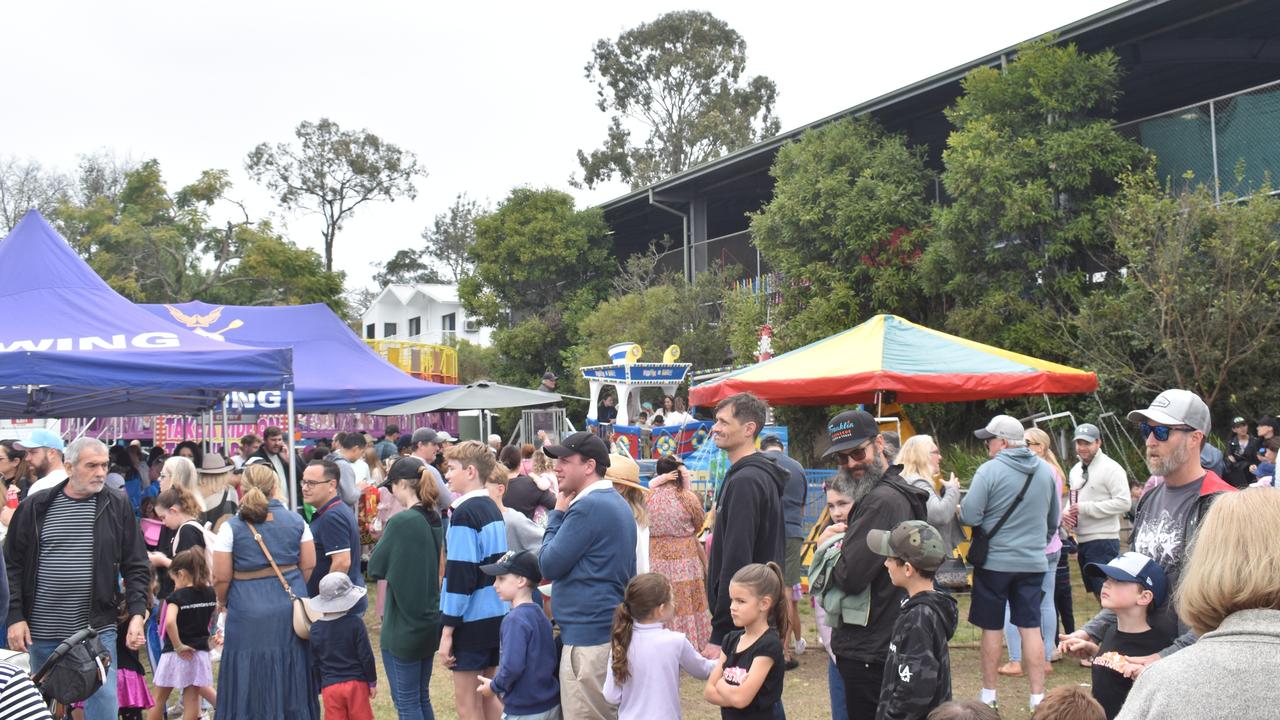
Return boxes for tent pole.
[287,391,297,510]
[221,396,230,456]
[1042,394,1055,419]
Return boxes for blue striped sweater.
[441,493,509,652]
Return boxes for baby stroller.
[30,627,113,719]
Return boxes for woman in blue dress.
[212,463,319,720]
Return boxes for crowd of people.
[0,386,1274,720]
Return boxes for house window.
[408,316,421,337]
[384,322,397,338]
[442,313,456,341]
[365,324,375,339]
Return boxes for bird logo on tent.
[163,305,244,342]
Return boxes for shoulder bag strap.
[985,471,1037,541]
[243,520,298,601]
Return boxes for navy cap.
[1085,552,1169,607]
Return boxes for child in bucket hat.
[308,573,377,719]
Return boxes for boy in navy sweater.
[540,433,637,719]
[478,550,560,719]
[309,573,377,720]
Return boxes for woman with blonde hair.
[896,434,963,552]
[606,453,650,574]
[1118,488,1280,718]
[161,455,203,502]
[998,426,1067,677]
[212,463,318,719]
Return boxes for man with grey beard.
[1059,389,1235,674]
[826,409,928,719]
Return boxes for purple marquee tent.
[0,210,294,418]
[139,301,454,412]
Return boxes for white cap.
[1127,389,1211,435]
[974,415,1025,443]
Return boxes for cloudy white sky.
[4,0,1121,291]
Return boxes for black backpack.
[203,488,236,533]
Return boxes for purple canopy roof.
[0,210,293,417]
[141,301,454,412]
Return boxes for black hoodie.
[706,452,788,644]
[831,466,929,663]
[877,590,959,720]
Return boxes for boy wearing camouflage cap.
[867,521,960,720]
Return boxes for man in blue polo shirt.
[301,460,367,616]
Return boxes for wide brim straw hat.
[604,453,648,493]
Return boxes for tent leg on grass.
[286,390,297,510]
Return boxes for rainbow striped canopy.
[690,314,1097,407]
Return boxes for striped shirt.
[440,490,508,652]
[29,490,99,641]
[0,662,50,719]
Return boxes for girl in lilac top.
[604,573,715,719]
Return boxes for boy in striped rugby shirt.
[438,440,509,720]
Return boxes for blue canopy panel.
[141,301,454,412]
[0,211,293,417]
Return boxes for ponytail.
[610,573,672,686]
[171,547,211,590]
[730,561,790,641]
[238,464,277,524]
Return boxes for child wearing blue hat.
[1059,552,1173,719]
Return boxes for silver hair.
[1005,438,1027,448]
[65,437,108,467]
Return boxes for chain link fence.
[1118,78,1280,201]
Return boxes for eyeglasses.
[301,479,334,487]
[835,441,873,464]
[929,449,942,455]
[1139,422,1195,442]
[1026,440,1042,446]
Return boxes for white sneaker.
[793,637,807,655]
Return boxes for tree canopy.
[577,10,780,190]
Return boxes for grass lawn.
[363,561,1102,720]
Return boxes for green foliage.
[373,249,445,287]
[722,285,768,362]
[246,118,424,272]
[452,338,502,384]
[54,159,344,310]
[563,271,732,396]
[924,38,1148,356]
[577,10,780,189]
[374,193,482,287]
[750,117,933,350]
[1069,170,1280,412]
[462,187,613,387]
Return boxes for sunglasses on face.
[1139,422,1194,442]
[836,441,872,464]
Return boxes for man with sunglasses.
[1060,389,1235,674]
[825,409,928,719]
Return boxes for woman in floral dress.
[646,454,712,653]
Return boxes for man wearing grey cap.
[1063,423,1131,600]
[410,428,453,515]
[1060,389,1236,674]
[960,414,1059,711]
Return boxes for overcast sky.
[4,0,1122,292]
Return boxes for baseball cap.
[411,428,439,446]
[542,371,558,381]
[308,572,368,618]
[435,431,457,443]
[1232,416,1247,427]
[1085,552,1168,607]
[395,435,414,452]
[1257,416,1278,432]
[379,457,425,488]
[480,550,542,585]
[1073,423,1102,443]
[974,415,1025,443]
[15,429,65,452]
[542,431,611,471]
[866,520,947,572]
[1127,389,1211,435]
[822,410,879,459]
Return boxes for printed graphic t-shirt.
[1092,624,1173,719]
[719,628,784,720]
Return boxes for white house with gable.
[361,284,494,347]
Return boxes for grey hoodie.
[1118,609,1280,719]
[959,448,1059,573]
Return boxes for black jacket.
[1225,435,1261,488]
[5,481,150,628]
[707,452,788,644]
[831,466,929,663]
[877,591,959,720]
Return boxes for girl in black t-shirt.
[149,548,218,719]
[704,562,788,720]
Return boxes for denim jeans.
[30,627,118,720]
[828,657,849,720]
[1004,551,1059,662]
[381,649,435,720]
[1078,539,1120,595]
